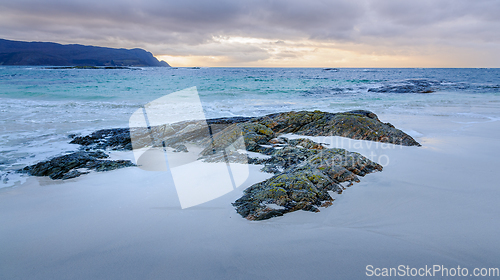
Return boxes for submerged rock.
[19,151,135,180]
[368,79,439,94]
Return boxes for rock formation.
[21,110,420,220]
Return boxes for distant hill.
[0,39,170,67]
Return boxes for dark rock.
[71,116,253,152]
[70,128,132,150]
[368,79,439,94]
[233,145,383,220]
[258,146,319,171]
[200,122,275,157]
[19,151,134,180]
[70,111,420,153]
[61,170,89,180]
[254,110,421,146]
[344,109,380,121]
[47,109,419,200]
[206,116,253,126]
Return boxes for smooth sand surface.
[1,113,499,279]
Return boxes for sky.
[0,0,499,67]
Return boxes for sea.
[1,67,499,188]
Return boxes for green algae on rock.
[69,110,420,153]
[253,110,420,146]
[232,140,383,220]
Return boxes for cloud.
[0,0,499,66]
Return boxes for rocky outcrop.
[197,123,387,220]
[253,110,420,146]
[69,110,419,153]
[20,151,134,180]
[21,110,419,220]
[70,116,253,151]
[188,110,416,220]
[233,143,382,220]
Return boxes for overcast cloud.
[0,0,499,66]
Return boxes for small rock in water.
[19,151,135,180]
[368,79,439,94]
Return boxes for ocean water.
[1,67,499,188]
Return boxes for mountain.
[0,39,170,67]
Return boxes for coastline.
[1,112,499,279]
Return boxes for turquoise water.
[1,66,499,187]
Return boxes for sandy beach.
[1,110,499,279]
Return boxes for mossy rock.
[232,143,383,220]
[254,110,420,146]
[200,122,275,156]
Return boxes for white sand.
[1,112,500,279]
